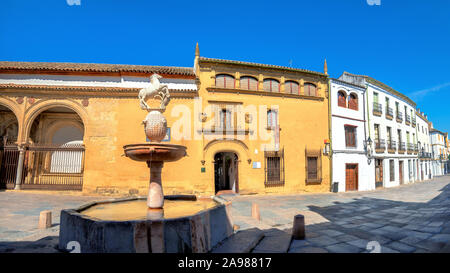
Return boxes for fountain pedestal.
[147,161,164,209]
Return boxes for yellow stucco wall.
[0,58,330,196]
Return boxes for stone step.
[252,228,292,253]
[211,228,264,253]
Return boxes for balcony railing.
[405,115,411,125]
[387,140,397,153]
[386,107,393,120]
[412,118,416,128]
[419,151,432,158]
[396,111,403,123]
[373,103,382,116]
[398,142,406,153]
[414,144,418,154]
[375,139,386,153]
[407,143,414,154]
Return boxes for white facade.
[330,79,374,192]
[430,129,447,176]
[416,112,433,181]
[339,72,419,189]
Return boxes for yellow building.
[0,46,331,196]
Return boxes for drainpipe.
[328,78,333,192]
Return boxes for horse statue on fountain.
[139,74,170,112]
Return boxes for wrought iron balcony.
[419,151,432,158]
[414,144,418,154]
[387,140,397,153]
[412,118,416,128]
[385,107,393,120]
[373,103,382,116]
[407,143,414,154]
[375,139,386,153]
[398,142,406,153]
[405,114,411,125]
[396,111,403,123]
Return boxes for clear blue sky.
[1,0,449,132]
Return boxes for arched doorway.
[0,104,19,189]
[214,152,239,194]
[21,106,85,190]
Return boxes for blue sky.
[1,0,449,132]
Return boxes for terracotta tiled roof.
[0,61,195,76]
[0,83,197,93]
[199,57,327,77]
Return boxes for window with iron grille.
[345,125,357,148]
[305,148,322,184]
[264,149,284,187]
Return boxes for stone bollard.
[38,210,52,229]
[251,203,260,221]
[292,214,305,240]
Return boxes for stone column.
[14,145,26,190]
[147,161,164,209]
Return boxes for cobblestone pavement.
[225,175,450,253]
[1,175,450,253]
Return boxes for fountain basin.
[123,143,187,162]
[58,195,233,253]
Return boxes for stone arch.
[203,139,251,163]
[0,97,22,143]
[23,99,88,143]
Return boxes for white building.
[429,127,448,176]
[330,78,374,192]
[416,110,433,181]
[339,72,419,189]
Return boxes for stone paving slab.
[2,175,450,253]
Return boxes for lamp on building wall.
[364,137,373,164]
[323,139,330,156]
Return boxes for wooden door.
[375,159,383,188]
[399,161,404,185]
[345,164,358,191]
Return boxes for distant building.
[429,127,448,176]
[416,110,433,180]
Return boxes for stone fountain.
[58,74,233,253]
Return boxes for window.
[373,92,379,103]
[240,76,258,91]
[348,93,358,110]
[390,160,395,181]
[304,83,317,96]
[345,125,357,148]
[215,74,235,88]
[218,109,232,129]
[263,79,280,92]
[374,124,380,141]
[305,149,322,183]
[267,109,278,129]
[285,81,299,94]
[264,149,284,187]
[338,91,347,108]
